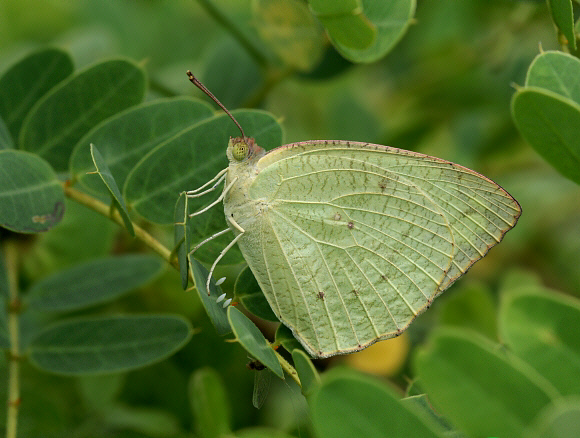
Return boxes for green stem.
[5,240,20,438]
[558,31,571,53]
[62,184,174,268]
[196,0,268,68]
[274,348,300,386]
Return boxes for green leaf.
[89,143,135,236]
[26,254,164,312]
[414,328,558,438]
[227,306,284,379]
[310,368,445,438]
[499,288,580,396]
[319,16,377,52]
[438,283,497,339]
[511,87,580,185]
[124,109,283,225]
[275,324,304,354]
[531,398,580,438]
[401,394,458,436]
[20,58,146,171]
[235,266,278,322]
[174,192,190,290]
[28,315,192,375]
[291,349,320,397]
[309,0,376,50]
[405,378,424,397]
[70,97,213,197]
[547,0,576,50]
[0,115,14,149]
[0,150,64,233]
[254,0,326,71]
[189,258,231,335]
[326,0,416,63]
[0,48,74,140]
[526,51,580,104]
[189,367,232,438]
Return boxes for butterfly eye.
[232,142,248,161]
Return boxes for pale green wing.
[241,140,520,358]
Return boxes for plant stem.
[274,348,300,386]
[196,0,268,68]
[62,184,175,269]
[5,240,20,438]
[63,183,301,387]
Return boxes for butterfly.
[186,71,521,359]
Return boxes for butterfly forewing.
[232,140,520,358]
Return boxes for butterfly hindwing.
[232,140,520,358]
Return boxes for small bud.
[215,277,226,286]
[223,298,232,308]
[216,293,226,303]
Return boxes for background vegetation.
[1,0,579,437]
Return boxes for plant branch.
[62,183,175,269]
[274,348,300,386]
[196,0,268,68]
[5,240,20,438]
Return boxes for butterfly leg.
[227,215,244,233]
[205,215,245,294]
[186,168,227,196]
[186,172,226,199]
[205,231,244,294]
[189,228,231,256]
[190,177,238,218]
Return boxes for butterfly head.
[227,136,264,163]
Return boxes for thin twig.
[5,240,20,438]
[62,183,175,268]
[273,347,301,386]
[196,0,268,68]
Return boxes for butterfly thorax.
[223,137,267,235]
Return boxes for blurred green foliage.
[1,0,579,437]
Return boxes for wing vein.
[366,259,418,315]
[268,213,324,352]
[337,259,381,338]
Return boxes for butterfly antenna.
[186,70,246,139]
